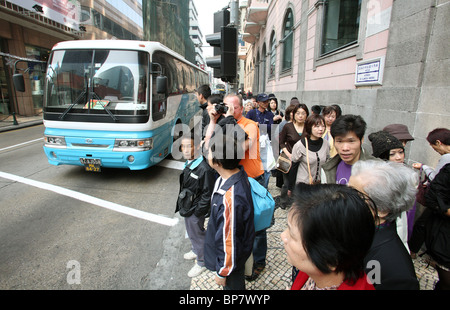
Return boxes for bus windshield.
[44,49,149,121]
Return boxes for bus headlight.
[113,138,153,152]
[44,135,67,148]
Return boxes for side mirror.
[156,75,167,94]
[13,73,25,92]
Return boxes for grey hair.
[351,160,418,222]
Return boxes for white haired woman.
[349,160,420,290]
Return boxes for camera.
[214,102,228,114]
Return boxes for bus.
[38,40,208,171]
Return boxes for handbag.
[276,151,291,174]
[415,167,429,206]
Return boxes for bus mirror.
[13,73,26,92]
[156,75,167,94]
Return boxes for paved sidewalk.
[0,113,43,132]
[190,178,439,290]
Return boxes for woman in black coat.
[424,163,450,290]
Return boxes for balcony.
[241,0,268,44]
[243,21,261,35]
[246,0,268,24]
[242,33,257,44]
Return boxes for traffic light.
[205,9,237,82]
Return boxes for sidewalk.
[190,178,439,290]
[0,113,43,132]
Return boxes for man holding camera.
[204,94,264,181]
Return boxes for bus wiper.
[91,92,118,122]
[59,89,87,120]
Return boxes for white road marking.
[157,159,185,170]
[0,171,179,227]
[0,138,43,152]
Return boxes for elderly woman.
[349,160,420,290]
[368,130,410,247]
[281,183,376,290]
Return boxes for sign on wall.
[9,0,80,30]
[355,57,385,86]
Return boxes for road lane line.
[0,171,179,227]
[0,138,43,152]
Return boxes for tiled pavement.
[190,178,439,290]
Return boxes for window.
[282,8,294,71]
[269,31,276,78]
[321,0,361,55]
[80,6,91,22]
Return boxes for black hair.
[290,183,376,285]
[284,104,296,122]
[331,104,342,118]
[311,105,322,115]
[293,103,309,121]
[330,114,367,141]
[303,114,325,138]
[208,93,223,105]
[197,84,211,99]
[209,133,243,170]
[322,105,337,117]
[269,97,278,110]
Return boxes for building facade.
[143,0,196,64]
[189,1,206,69]
[240,0,449,167]
[0,0,144,118]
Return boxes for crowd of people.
[175,84,449,290]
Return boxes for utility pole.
[228,0,239,94]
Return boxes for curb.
[0,120,43,133]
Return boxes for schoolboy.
[176,132,215,277]
[204,132,255,290]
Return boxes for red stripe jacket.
[204,167,255,277]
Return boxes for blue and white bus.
[41,40,208,171]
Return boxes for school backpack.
[248,177,275,232]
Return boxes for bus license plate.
[80,158,101,172]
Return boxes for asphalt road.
[0,124,193,289]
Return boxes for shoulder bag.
[276,151,292,174]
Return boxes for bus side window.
[151,56,167,121]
